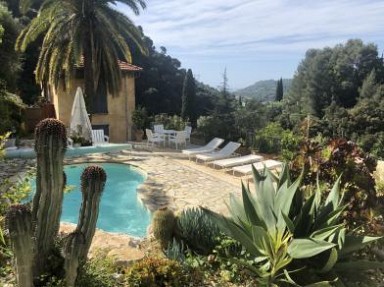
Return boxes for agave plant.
[203,164,382,286]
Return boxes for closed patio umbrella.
[70,87,92,143]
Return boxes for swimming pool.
[29,162,151,237]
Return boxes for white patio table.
[158,129,177,146]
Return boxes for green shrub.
[152,208,176,250]
[153,114,187,130]
[176,207,221,255]
[254,122,286,154]
[280,130,302,161]
[124,257,194,287]
[197,113,237,142]
[75,250,118,287]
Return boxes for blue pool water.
[29,163,150,237]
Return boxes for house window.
[93,81,108,113]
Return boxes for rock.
[107,247,145,268]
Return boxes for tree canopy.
[16,0,147,112]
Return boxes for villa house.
[51,60,142,142]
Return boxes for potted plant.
[132,106,148,141]
[70,125,86,147]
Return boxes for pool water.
[29,163,150,237]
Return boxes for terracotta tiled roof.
[76,57,142,72]
[117,60,142,72]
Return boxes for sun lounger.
[211,154,264,169]
[232,159,282,176]
[195,141,241,163]
[182,137,224,158]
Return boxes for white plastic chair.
[91,129,109,145]
[153,124,164,134]
[184,126,192,143]
[146,129,165,147]
[169,131,186,149]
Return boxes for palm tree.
[16,0,147,113]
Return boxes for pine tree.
[275,78,284,101]
[181,69,196,126]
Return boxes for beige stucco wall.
[51,73,136,142]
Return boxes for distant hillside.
[235,79,292,102]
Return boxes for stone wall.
[51,74,136,142]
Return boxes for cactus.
[6,204,33,287]
[33,118,67,275]
[5,118,107,286]
[64,166,107,286]
[152,207,176,250]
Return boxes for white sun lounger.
[211,154,264,169]
[195,141,241,163]
[232,159,282,176]
[182,137,224,158]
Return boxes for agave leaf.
[282,269,300,286]
[201,207,233,235]
[336,228,345,249]
[240,182,264,227]
[339,235,382,257]
[319,247,338,273]
[315,205,347,230]
[288,238,336,259]
[310,224,344,241]
[324,175,342,209]
[311,177,322,216]
[293,194,316,237]
[250,225,272,257]
[251,167,277,233]
[275,173,302,217]
[282,212,295,233]
[224,219,264,257]
[335,260,384,271]
[277,163,290,188]
[228,194,248,226]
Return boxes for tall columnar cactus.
[64,166,106,286]
[6,204,34,287]
[32,118,67,275]
[6,118,108,286]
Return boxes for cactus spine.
[32,118,67,275]
[6,205,34,287]
[64,166,106,286]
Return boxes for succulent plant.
[204,164,382,286]
[176,207,221,255]
[152,207,176,250]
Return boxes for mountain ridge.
[235,79,292,102]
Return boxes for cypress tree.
[275,78,284,101]
[181,69,196,126]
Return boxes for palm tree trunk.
[83,24,95,116]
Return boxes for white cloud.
[118,0,384,88]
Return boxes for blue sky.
[119,0,384,90]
